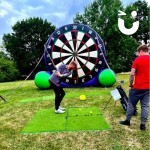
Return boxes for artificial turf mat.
[21,109,66,133]
[67,115,110,131]
[68,107,102,116]
[21,107,110,133]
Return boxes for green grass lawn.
[0,74,149,150]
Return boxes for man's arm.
[56,64,72,77]
[56,64,64,76]
[129,68,136,87]
[57,71,72,77]
[61,71,72,77]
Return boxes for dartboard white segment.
[89,51,98,58]
[64,32,72,40]
[77,32,84,41]
[68,41,74,51]
[61,52,72,57]
[76,40,80,51]
[77,56,87,65]
[52,52,60,59]
[78,68,85,77]
[62,56,73,64]
[86,61,95,70]
[77,52,89,57]
[55,39,64,48]
[75,57,79,69]
[64,32,74,51]
[62,45,73,53]
[71,57,75,62]
[77,45,87,53]
[76,57,81,69]
[55,39,72,53]
[85,38,95,48]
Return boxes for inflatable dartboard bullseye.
[44,23,106,87]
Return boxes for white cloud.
[145,0,150,5]
[53,12,67,20]
[7,12,29,26]
[0,0,14,17]
[5,5,45,27]
[5,6,30,26]
[26,5,44,12]
[0,9,8,17]
[0,1,14,10]
[7,17,19,26]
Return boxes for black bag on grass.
[116,85,137,115]
[116,85,129,111]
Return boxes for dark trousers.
[126,89,150,124]
[50,81,65,110]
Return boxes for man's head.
[137,45,149,56]
[68,61,77,70]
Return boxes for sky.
[0,0,149,45]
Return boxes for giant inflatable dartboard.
[44,24,106,87]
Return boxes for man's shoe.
[119,120,130,126]
[140,124,146,131]
[55,109,65,114]
[59,106,65,111]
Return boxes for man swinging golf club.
[49,61,77,114]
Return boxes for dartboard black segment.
[44,24,106,86]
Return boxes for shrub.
[0,56,20,82]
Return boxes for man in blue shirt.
[49,61,77,114]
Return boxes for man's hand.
[57,71,63,77]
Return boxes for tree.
[0,51,20,82]
[125,0,149,44]
[3,17,55,77]
[74,0,139,72]
[0,42,10,58]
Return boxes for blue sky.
[0,0,149,45]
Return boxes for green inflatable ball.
[34,71,51,89]
[98,69,116,87]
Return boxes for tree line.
[0,0,149,82]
